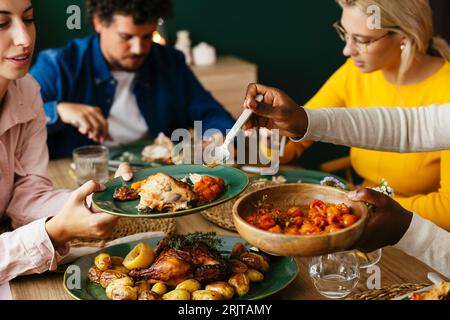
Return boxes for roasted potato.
[106,283,138,300]
[135,280,151,294]
[94,253,112,271]
[138,290,161,300]
[162,289,191,300]
[111,256,124,266]
[205,281,235,300]
[230,242,247,259]
[239,252,270,273]
[109,276,134,287]
[229,259,248,274]
[176,279,201,293]
[99,269,128,288]
[151,282,168,295]
[87,266,103,284]
[192,290,223,300]
[110,265,130,275]
[228,273,250,297]
[245,269,264,283]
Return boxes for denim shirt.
[30,34,234,159]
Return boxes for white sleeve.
[394,214,450,279]
[302,104,450,152]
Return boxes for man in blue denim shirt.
[30,0,234,159]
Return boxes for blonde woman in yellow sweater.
[272,0,450,230]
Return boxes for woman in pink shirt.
[0,0,131,284]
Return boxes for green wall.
[34,0,345,105]
[167,0,345,104]
[34,0,90,49]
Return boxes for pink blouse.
[0,75,71,284]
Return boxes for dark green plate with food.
[63,235,299,300]
[92,165,249,219]
[109,140,159,167]
[251,169,348,188]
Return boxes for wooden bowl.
[232,183,368,257]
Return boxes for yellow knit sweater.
[283,59,450,230]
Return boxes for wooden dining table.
[9,159,447,300]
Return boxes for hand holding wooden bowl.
[232,183,368,257]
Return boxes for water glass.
[355,248,383,269]
[309,251,360,299]
[73,146,109,185]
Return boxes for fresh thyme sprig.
[165,232,224,252]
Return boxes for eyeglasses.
[333,21,393,53]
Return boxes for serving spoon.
[210,94,264,165]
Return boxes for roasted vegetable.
[151,282,168,295]
[247,201,357,234]
[228,273,250,297]
[162,289,191,300]
[239,252,270,273]
[99,270,128,288]
[113,186,140,201]
[111,256,124,266]
[230,242,247,259]
[205,281,235,300]
[138,290,161,300]
[135,280,151,294]
[176,279,201,293]
[229,259,248,274]
[193,176,225,203]
[105,277,135,300]
[109,276,134,287]
[88,266,103,284]
[245,269,264,282]
[192,290,223,300]
[94,253,112,271]
[111,265,130,275]
[106,283,138,300]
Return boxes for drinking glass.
[309,251,360,299]
[73,146,109,185]
[355,248,383,269]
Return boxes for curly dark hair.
[86,0,173,25]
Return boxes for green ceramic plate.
[63,236,299,300]
[251,169,348,187]
[92,165,249,219]
[109,140,159,167]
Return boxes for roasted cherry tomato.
[287,207,304,217]
[324,224,342,234]
[258,214,277,230]
[342,214,358,227]
[268,225,283,233]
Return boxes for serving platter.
[63,236,299,300]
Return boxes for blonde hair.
[337,0,450,85]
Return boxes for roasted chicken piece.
[141,133,174,164]
[129,240,230,286]
[131,248,193,286]
[113,186,140,201]
[135,173,197,213]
